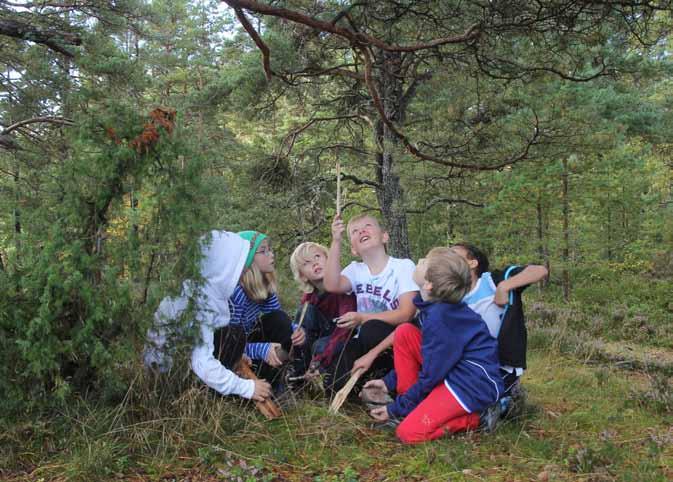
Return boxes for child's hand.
[241,354,253,367]
[369,405,390,422]
[352,351,376,375]
[336,311,363,329]
[291,327,306,346]
[331,215,345,243]
[265,343,284,367]
[494,282,511,306]
[362,379,388,392]
[252,378,272,401]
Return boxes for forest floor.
[2,326,672,481]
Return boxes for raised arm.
[323,215,352,293]
[494,264,548,306]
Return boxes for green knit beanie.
[238,230,268,269]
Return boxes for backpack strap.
[499,265,520,320]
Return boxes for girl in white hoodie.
[144,230,272,401]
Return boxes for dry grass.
[1,327,672,481]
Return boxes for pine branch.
[0,18,81,57]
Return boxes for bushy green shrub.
[0,102,215,410]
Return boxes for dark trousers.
[212,324,246,369]
[502,369,521,397]
[325,319,395,393]
[247,310,297,384]
[298,304,335,365]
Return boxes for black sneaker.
[371,417,401,431]
[479,402,501,433]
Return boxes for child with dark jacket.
[451,243,548,396]
[366,248,503,444]
[289,242,356,372]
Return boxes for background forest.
[1,1,672,481]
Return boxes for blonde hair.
[425,247,471,303]
[290,242,328,293]
[240,264,278,302]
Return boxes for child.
[323,214,419,392]
[366,248,504,444]
[289,242,357,372]
[143,230,272,402]
[450,243,548,396]
[229,230,306,383]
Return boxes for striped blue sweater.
[228,285,281,361]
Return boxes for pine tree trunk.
[374,51,410,258]
[13,165,21,259]
[562,158,571,301]
[606,192,613,261]
[536,191,549,288]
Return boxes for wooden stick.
[287,302,309,361]
[236,361,283,420]
[336,159,341,216]
[329,367,364,414]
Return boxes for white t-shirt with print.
[341,257,419,314]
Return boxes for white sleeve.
[190,322,255,399]
[341,261,361,291]
[143,296,185,372]
[396,259,421,294]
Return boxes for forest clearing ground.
[2,336,672,482]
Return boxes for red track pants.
[393,323,480,444]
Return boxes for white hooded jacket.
[143,230,255,399]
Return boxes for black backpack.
[491,266,529,369]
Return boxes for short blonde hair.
[425,247,471,303]
[290,242,328,293]
[240,264,278,302]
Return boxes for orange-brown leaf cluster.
[130,108,176,154]
[105,107,177,154]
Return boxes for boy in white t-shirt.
[323,213,419,392]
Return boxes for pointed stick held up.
[236,361,283,420]
[329,366,365,414]
[336,159,341,217]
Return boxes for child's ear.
[467,258,479,271]
[423,281,433,292]
[382,231,390,245]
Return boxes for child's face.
[413,258,432,301]
[252,238,275,273]
[348,216,389,256]
[298,247,327,284]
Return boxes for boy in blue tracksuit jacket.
[366,247,503,444]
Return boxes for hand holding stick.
[236,360,283,420]
[288,302,309,361]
